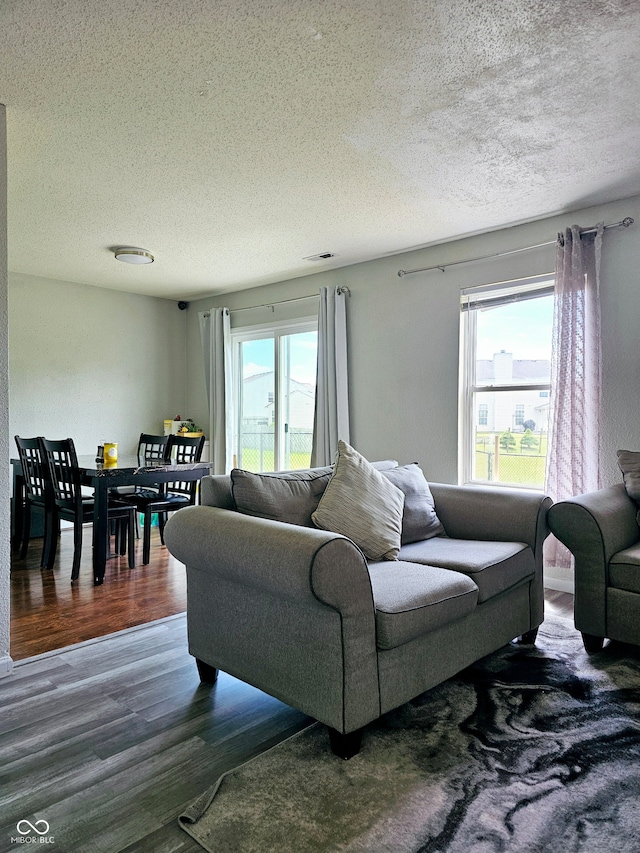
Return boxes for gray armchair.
[547,483,640,652]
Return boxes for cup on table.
[103,442,118,464]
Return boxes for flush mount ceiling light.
[114,247,154,265]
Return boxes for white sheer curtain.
[311,286,350,467]
[199,307,234,474]
[545,223,604,567]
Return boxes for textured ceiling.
[2,0,639,300]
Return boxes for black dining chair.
[117,433,169,487]
[112,433,205,565]
[139,432,171,463]
[110,433,170,508]
[14,435,55,568]
[40,437,137,581]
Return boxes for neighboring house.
[476,351,550,433]
[240,371,273,426]
[242,371,315,431]
[238,370,315,468]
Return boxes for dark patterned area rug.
[179,616,640,853]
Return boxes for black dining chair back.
[138,433,170,465]
[14,435,54,566]
[165,433,205,464]
[164,433,206,496]
[42,437,82,506]
[41,437,137,581]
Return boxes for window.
[232,318,318,472]
[460,275,554,489]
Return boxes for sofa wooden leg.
[582,633,605,653]
[517,628,539,644]
[328,727,363,760]
[195,659,218,683]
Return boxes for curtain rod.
[228,285,350,313]
[397,217,634,278]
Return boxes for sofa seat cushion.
[368,561,478,650]
[397,538,534,603]
[609,543,640,594]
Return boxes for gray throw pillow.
[370,460,399,472]
[311,440,405,561]
[380,463,445,544]
[617,450,640,501]
[231,467,333,527]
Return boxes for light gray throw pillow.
[380,463,445,543]
[617,450,640,501]
[231,467,333,527]
[311,440,405,561]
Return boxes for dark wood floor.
[10,527,187,660]
[1,614,311,853]
[544,587,574,620]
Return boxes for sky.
[241,332,318,385]
[475,294,554,361]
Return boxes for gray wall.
[0,106,9,675]
[186,193,640,489]
[9,273,188,455]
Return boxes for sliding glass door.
[234,320,318,472]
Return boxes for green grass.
[240,432,547,487]
[238,450,312,473]
[475,431,547,488]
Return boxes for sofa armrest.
[164,505,373,610]
[548,483,639,562]
[429,483,552,556]
[547,483,640,637]
[164,505,380,733]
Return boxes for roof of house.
[477,359,551,382]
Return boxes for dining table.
[12,453,212,585]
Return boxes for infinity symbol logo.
[16,819,50,835]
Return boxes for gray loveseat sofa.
[164,460,551,758]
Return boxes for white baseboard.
[543,568,575,594]
[544,577,575,594]
[0,653,14,678]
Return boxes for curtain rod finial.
[622,217,634,228]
